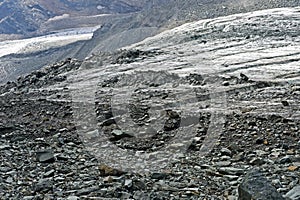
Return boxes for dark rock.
[67,196,80,200]
[278,156,292,164]
[255,138,264,145]
[99,165,126,176]
[238,169,284,200]
[132,179,147,190]
[0,126,15,134]
[100,119,116,127]
[186,73,204,85]
[151,172,168,179]
[281,100,289,107]
[35,178,53,193]
[220,148,232,156]
[223,81,230,86]
[240,73,249,82]
[36,149,55,163]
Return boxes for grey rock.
[284,185,300,200]
[133,191,150,200]
[151,172,168,179]
[36,149,55,163]
[278,156,292,164]
[125,179,133,188]
[0,145,10,150]
[120,192,132,199]
[0,167,10,173]
[76,186,99,196]
[249,158,266,165]
[44,169,55,177]
[133,179,147,190]
[221,148,232,156]
[23,197,34,200]
[67,196,80,200]
[35,178,53,193]
[219,167,244,175]
[5,177,13,183]
[215,161,232,167]
[224,175,239,181]
[238,169,284,200]
[111,129,133,140]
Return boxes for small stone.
[0,167,10,173]
[44,169,55,177]
[103,176,113,183]
[218,167,244,175]
[240,73,249,81]
[288,166,298,171]
[6,177,13,183]
[229,181,239,186]
[133,179,147,190]
[23,196,34,200]
[281,100,289,107]
[111,129,133,140]
[151,172,168,179]
[67,196,79,200]
[0,145,10,150]
[100,119,115,127]
[121,192,131,199]
[278,156,292,164]
[215,161,232,167]
[54,176,65,181]
[76,187,99,196]
[99,165,125,176]
[249,158,265,165]
[224,175,239,181]
[133,191,149,200]
[36,149,55,163]
[223,81,230,86]
[221,148,232,156]
[256,138,264,145]
[124,179,133,188]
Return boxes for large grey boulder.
[238,169,284,200]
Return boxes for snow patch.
[48,14,70,22]
[97,5,105,10]
[0,27,97,58]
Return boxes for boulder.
[238,169,284,200]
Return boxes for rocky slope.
[0,7,299,199]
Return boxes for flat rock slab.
[238,169,284,200]
[36,149,55,163]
